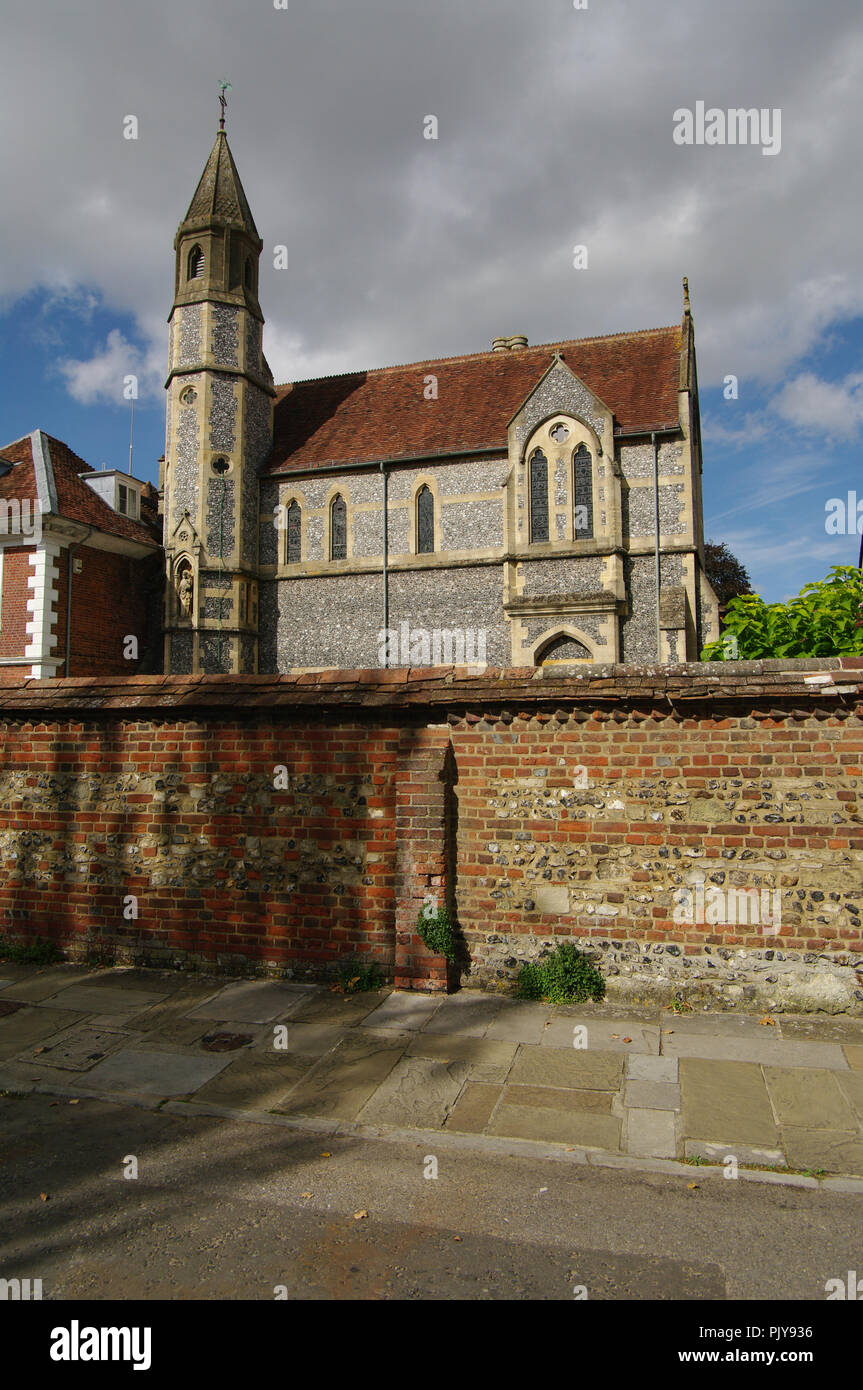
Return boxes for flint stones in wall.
[208,378,238,452]
[177,305,202,366]
[210,304,239,367]
[514,361,606,447]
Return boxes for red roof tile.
[0,433,160,546]
[265,325,683,474]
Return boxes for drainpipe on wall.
[65,527,93,677]
[652,431,661,662]
[380,462,389,667]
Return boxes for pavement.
[2,963,863,1183]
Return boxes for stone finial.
[683,276,691,315]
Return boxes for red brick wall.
[451,709,863,971]
[0,546,34,669]
[61,547,153,677]
[1,666,862,991]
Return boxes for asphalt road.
[0,1091,860,1301]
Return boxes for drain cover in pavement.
[201,1032,253,1053]
[0,1000,25,1018]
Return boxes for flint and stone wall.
[1,660,862,1011]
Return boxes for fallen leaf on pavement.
[320,1152,331,1158]
[687,1182,699,1190]
[453,1236,462,1242]
[353,1209,368,1221]
[759,1016,776,1026]
[40,1193,49,1202]
[68,1099,80,1105]
[623,1037,632,1043]
[301,1192,313,1199]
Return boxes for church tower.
[161,117,274,674]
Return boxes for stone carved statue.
[177,566,193,618]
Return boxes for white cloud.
[58,328,162,405]
[771,370,863,441]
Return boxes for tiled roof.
[264,324,683,475]
[181,131,259,239]
[0,432,160,546]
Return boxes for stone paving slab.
[764,1068,859,1132]
[660,1012,776,1037]
[273,1029,411,1121]
[679,1058,779,1146]
[623,1080,681,1111]
[484,1002,550,1044]
[506,1083,615,1114]
[360,991,442,1031]
[47,986,166,1016]
[189,1050,319,1110]
[18,1025,129,1072]
[782,1128,863,1176]
[444,1082,502,1133]
[487,1101,621,1149]
[844,1045,863,1071]
[186,981,313,1023]
[0,968,100,1003]
[834,1071,863,1125]
[0,1006,86,1060]
[79,969,184,995]
[662,1033,848,1070]
[266,1022,345,1058]
[288,989,389,1025]
[124,1016,212,1050]
[509,1046,624,1091]
[627,1055,678,1083]
[684,1140,787,1167]
[778,1016,863,1044]
[625,1108,678,1159]
[82,1048,232,1097]
[128,983,226,1030]
[540,1016,660,1054]
[421,992,505,1038]
[358,1056,470,1128]
[406,1034,516,1083]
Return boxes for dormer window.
[118,483,139,518]
[188,245,205,280]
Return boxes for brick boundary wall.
[1,659,863,1011]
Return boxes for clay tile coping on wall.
[0,660,861,718]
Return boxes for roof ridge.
[273,324,681,392]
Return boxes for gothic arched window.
[331,494,347,560]
[416,485,435,554]
[188,244,205,280]
[529,449,549,543]
[244,257,254,291]
[573,444,593,539]
[286,501,301,563]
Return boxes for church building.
[160,123,719,675]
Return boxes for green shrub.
[417,905,457,962]
[0,936,63,966]
[516,942,605,1005]
[701,565,863,660]
[336,961,385,994]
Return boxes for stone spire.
[180,130,259,242]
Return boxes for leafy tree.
[701,565,863,660]
[703,541,752,607]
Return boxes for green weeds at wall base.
[517,943,606,1005]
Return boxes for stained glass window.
[529,449,549,543]
[417,485,434,554]
[331,494,347,560]
[573,445,593,539]
[287,501,301,563]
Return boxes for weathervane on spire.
[218,79,232,131]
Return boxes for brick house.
[0,431,162,680]
[161,126,720,675]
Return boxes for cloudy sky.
[1,0,861,602]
